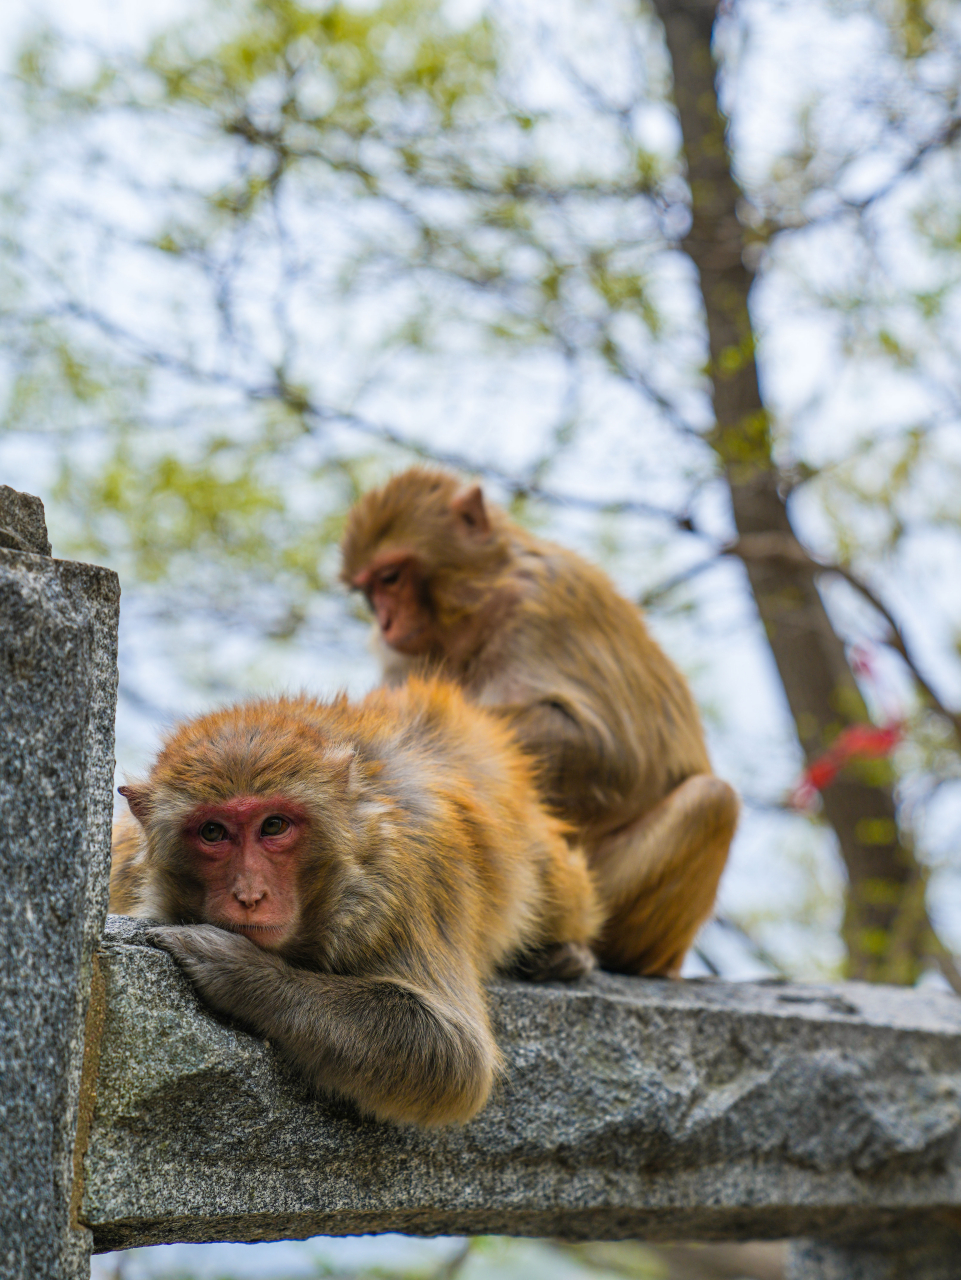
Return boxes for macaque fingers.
[511,940,596,982]
[147,924,286,1020]
[591,775,739,977]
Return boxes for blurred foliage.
[3,0,961,977]
[96,1236,786,1280]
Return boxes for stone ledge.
[83,917,961,1251]
[0,483,52,555]
[0,545,119,1280]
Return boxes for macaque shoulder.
[494,541,657,679]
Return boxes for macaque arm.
[591,774,739,977]
[496,699,631,826]
[147,925,497,1127]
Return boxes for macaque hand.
[146,924,284,1028]
[512,940,596,982]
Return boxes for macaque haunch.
[110,678,600,1127]
[341,467,739,977]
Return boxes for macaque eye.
[199,822,228,843]
[378,568,401,587]
[261,815,290,837]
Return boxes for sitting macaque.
[109,678,600,1127]
[341,468,739,977]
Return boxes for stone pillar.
[787,1227,961,1279]
[0,487,119,1280]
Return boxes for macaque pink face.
[353,553,435,655]
[182,794,307,946]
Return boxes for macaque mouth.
[385,617,425,642]
[214,919,289,936]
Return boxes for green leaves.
[73,443,285,580]
[891,0,935,60]
[145,0,499,131]
[4,0,689,613]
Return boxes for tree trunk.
[648,0,926,982]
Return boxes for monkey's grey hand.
[146,925,286,1030]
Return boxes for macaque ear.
[118,784,152,825]
[451,485,491,537]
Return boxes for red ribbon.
[790,723,903,810]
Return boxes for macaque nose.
[234,884,266,909]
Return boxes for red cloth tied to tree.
[791,723,904,810]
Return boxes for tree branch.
[725,532,961,746]
[770,114,961,237]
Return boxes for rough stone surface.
[85,916,961,1253]
[0,540,120,1280]
[0,484,52,555]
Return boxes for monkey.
[340,467,740,978]
[108,811,146,916]
[109,676,601,1127]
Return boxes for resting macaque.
[341,467,739,976]
[110,678,599,1126]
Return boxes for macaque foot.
[511,940,596,982]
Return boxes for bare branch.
[725,532,961,746]
[772,114,961,238]
[434,1242,472,1280]
[829,564,961,744]
[637,554,720,608]
[301,398,700,527]
[713,915,788,978]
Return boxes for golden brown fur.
[111,677,600,1126]
[342,468,739,976]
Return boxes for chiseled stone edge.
[0,551,119,1280]
[85,918,961,1251]
[0,484,52,555]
